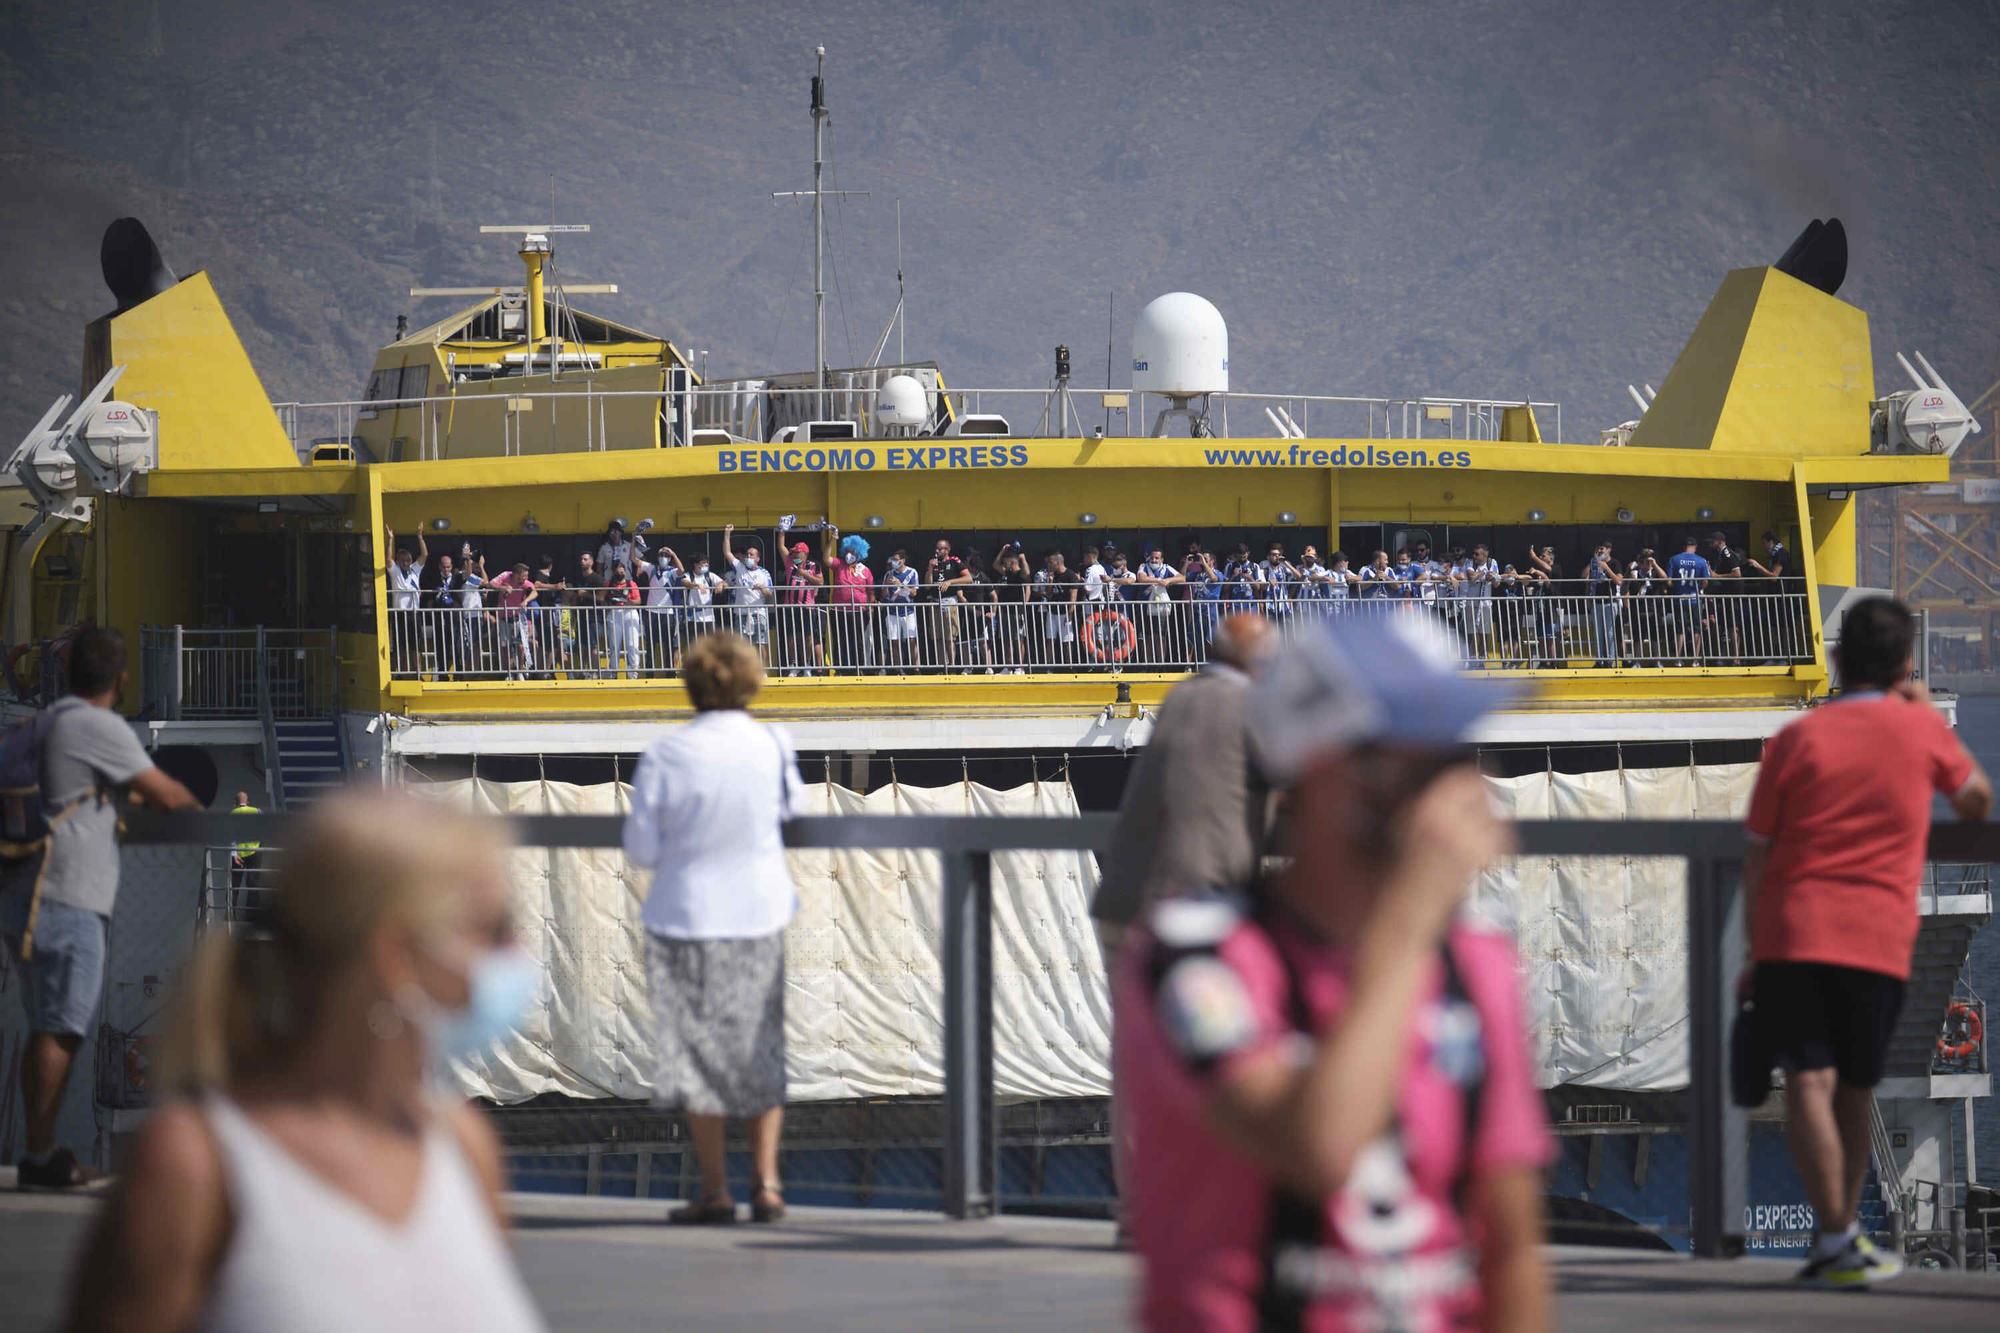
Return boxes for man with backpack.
[0,626,199,1188]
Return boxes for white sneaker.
[1794,1232,1903,1289]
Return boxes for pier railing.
[382,579,1816,682]
[123,809,2000,1257]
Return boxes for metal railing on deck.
[384,580,1815,681]
[274,384,1564,456]
[140,627,339,721]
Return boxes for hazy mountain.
[3,0,1996,439]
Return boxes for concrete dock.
[3,1184,1994,1329]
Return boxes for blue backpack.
[0,709,59,863]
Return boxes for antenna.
[773,47,867,418]
[1103,291,1115,434]
[409,225,616,360]
[896,198,905,365]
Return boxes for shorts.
[1043,612,1077,643]
[885,610,919,642]
[1754,960,1905,1088]
[0,892,107,1036]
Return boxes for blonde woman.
[65,791,546,1332]
[624,630,802,1224]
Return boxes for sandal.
[750,1184,787,1224]
[667,1197,738,1226]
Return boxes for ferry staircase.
[1883,867,1991,1082]
[254,634,348,811]
[1865,863,1991,1253]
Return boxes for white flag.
[777,514,795,533]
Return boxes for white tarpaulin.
[428,762,1753,1105]
[430,775,1111,1105]
[1469,761,1756,1091]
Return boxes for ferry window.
[363,369,398,403]
[398,365,429,403]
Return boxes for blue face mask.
[408,947,541,1063]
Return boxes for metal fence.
[383,581,1816,680]
[273,384,1563,456]
[123,808,2000,1259]
[139,626,340,720]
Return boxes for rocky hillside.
[2,0,1996,437]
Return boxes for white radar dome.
[876,374,931,429]
[1131,292,1228,397]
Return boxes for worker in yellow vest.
[229,790,261,893]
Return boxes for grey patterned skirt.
[645,932,788,1117]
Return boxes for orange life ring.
[1083,608,1136,662]
[1936,1002,1983,1063]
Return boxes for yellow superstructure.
[0,225,1958,729]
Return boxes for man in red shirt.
[1743,596,1991,1288]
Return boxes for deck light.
[1695,506,1716,521]
[257,501,278,514]
[1277,510,1298,525]
[1615,507,1635,523]
[1526,508,1547,522]
[429,517,452,532]
[1079,512,1099,526]
[865,515,885,529]
[521,514,541,533]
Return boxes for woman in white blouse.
[623,631,803,1225]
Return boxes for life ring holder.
[1082,608,1136,663]
[1936,1001,1982,1064]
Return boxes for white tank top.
[199,1096,545,1333]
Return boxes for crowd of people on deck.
[384,520,1805,677]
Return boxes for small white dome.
[1131,292,1228,397]
[876,374,931,429]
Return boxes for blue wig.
[840,534,870,562]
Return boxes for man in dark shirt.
[992,544,1033,673]
[925,539,971,668]
[1746,530,1802,661]
[571,551,606,677]
[1706,532,1745,663]
[531,555,565,678]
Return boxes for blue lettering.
[739,451,761,473]
[928,447,948,469]
[1010,444,1029,466]
[968,445,988,467]
[828,448,854,470]
[1330,447,1348,466]
[1392,449,1410,466]
[783,449,804,470]
[855,448,877,469]
[904,447,929,469]
[804,449,827,470]
[757,450,782,472]
[1456,450,1472,467]
[718,449,738,473]
[949,446,969,469]
[887,447,906,470]
[1312,449,1329,466]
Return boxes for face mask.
[401,946,540,1063]
[746,556,760,569]
[695,564,710,577]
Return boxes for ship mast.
[774,46,865,419]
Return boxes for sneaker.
[1794,1233,1903,1289]
[16,1147,103,1191]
